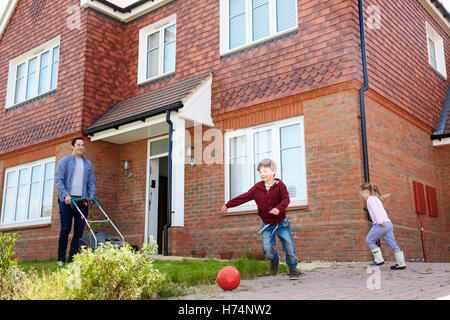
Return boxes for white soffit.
[80,0,175,23]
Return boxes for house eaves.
[418,0,450,36]
[80,0,174,23]
[0,0,19,39]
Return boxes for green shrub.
[0,232,19,273]
[18,242,165,300]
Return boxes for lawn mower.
[71,197,124,250]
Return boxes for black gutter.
[90,0,154,13]
[84,102,182,137]
[431,132,450,139]
[164,109,174,256]
[358,0,370,183]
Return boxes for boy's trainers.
[288,268,300,280]
[270,259,279,276]
[57,261,65,267]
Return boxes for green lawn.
[17,257,288,297]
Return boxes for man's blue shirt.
[54,154,96,202]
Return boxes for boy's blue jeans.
[365,221,401,253]
[260,217,298,269]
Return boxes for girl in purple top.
[359,183,406,270]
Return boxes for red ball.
[217,266,241,291]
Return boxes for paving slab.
[167,261,450,300]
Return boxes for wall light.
[122,160,133,177]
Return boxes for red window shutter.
[425,185,439,217]
[412,181,426,215]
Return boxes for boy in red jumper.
[221,159,300,279]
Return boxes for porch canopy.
[85,72,213,142]
[84,72,214,230]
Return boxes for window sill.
[0,218,52,231]
[223,204,308,217]
[429,64,447,81]
[138,72,175,88]
[221,27,298,60]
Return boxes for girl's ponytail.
[359,183,391,201]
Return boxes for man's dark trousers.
[57,199,88,263]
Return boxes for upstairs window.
[426,22,446,79]
[138,14,176,85]
[220,0,298,54]
[6,36,60,109]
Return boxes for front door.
[147,137,169,253]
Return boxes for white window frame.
[224,116,307,212]
[138,14,176,85]
[426,22,447,79]
[5,36,60,109]
[220,0,298,55]
[0,157,55,229]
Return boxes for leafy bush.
[17,242,165,300]
[0,232,19,273]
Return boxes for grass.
[153,258,288,286]
[17,257,289,298]
[18,260,59,276]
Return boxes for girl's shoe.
[370,247,384,266]
[390,264,406,270]
[391,251,406,270]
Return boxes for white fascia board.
[0,0,19,39]
[89,113,167,142]
[432,137,450,146]
[80,0,174,23]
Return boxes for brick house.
[0,0,448,262]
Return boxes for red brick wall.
[0,0,87,155]
[365,92,450,262]
[170,83,372,262]
[363,0,450,130]
[98,0,360,122]
[81,9,126,130]
[169,83,450,262]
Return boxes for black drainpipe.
[358,0,370,183]
[164,109,174,256]
[358,0,377,243]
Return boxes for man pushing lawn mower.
[55,137,96,267]
[55,137,124,267]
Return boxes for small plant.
[0,232,19,273]
[191,246,207,258]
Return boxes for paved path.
[170,261,450,300]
